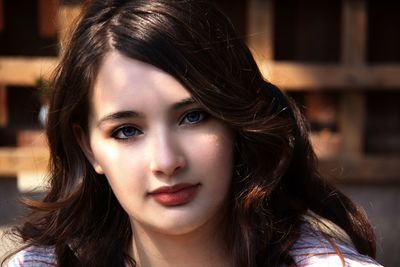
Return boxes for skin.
[76,51,234,266]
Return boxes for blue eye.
[181,110,208,125]
[112,126,141,140]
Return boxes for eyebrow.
[96,97,197,127]
[96,111,141,127]
[171,97,196,110]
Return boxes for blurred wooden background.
[0,0,399,265]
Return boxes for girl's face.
[78,51,234,236]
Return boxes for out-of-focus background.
[0,0,399,265]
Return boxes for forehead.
[90,52,192,118]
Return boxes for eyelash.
[111,125,142,140]
[179,110,209,125]
[110,110,209,140]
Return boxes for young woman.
[4,0,382,266]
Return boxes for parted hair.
[5,0,376,266]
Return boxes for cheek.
[187,128,234,183]
[90,136,146,193]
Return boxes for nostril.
[148,132,186,177]
[150,154,186,177]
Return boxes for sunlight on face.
[82,51,235,237]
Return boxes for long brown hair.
[5,0,376,266]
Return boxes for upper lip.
[149,183,200,194]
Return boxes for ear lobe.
[73,124,104,174]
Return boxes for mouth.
[148,183,201,206]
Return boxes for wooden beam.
[2,56,400,89]
[260,62,400,90]
[0,84,6,127]
[338,92,365,157]
[0,147,49,176]
[0,0,4,32]
[339,0,367,158]
[247,0,274,62]
[319,156,400,184]
[38,0,59,38]
[0,57,58,86]
[366,65,400,88]
[342,0,367,65]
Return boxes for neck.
[130,218,231,267]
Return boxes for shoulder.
[5,246,57,267]
[289,223,383,267]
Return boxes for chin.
[134,208,217,237]
[155,213,210,236]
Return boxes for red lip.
[149,183,200,206]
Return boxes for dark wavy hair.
[4,0,376,266]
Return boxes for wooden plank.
[338,92,365,157]
[0,0,4,32]
[247,0,274,61]
[0,147,49,176]
[367,65,400,88]
[319,156,400,184]
[341,0,367,65]
[58,4,82,49]
[1,56,400,89]
[0,57,58,86]
[0,84,6,126]
[338,0,367,158]
[38,0,59,38]
[261,62,400,90]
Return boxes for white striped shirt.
[6,225,382,266]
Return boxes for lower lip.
[150,185,200,206]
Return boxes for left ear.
[73,124,104,174]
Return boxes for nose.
[149,130,186,178]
